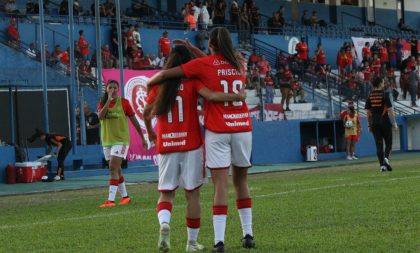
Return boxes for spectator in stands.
[276,65,292,111]
[78,30,90,60]
[73,0,80,16]
[362,61,372,98]
[7,18,19,49]
[26,42,37,58]
[36,43,51,62]
[84,103,100,145]
[79,60,94,83]
[247,49,260,68]
[103,0,115,17]
[129,44,143,70]
[125,25,136,56]
[149,53,161,69]
[213,0,226,25]
[396,38,403,68]
[59,0,68,15]
[398,18,414,33]
[379,43,388,67]
[181,2,191,23]
[26,0,38,14]
[110,25,119,57]
[387,39,397,69]
[186,10,197,32]
[267,11,284,35]
[264,71,274,103]
[158,31,171,58]
[157,52,166,68]
[295,37,308,63]
[139,54,153,69]
[5,0,19,14]
[257,55,271,86]
[410,36,418,58]
[101,44,115,69]
[371,54,381,74]
[310,11,319,26]
[249,1,260,32]
[370,40,380,58]
[191,1,201,26]
[201,1,210,30]
[301,10,311,26]
[408,67,419,107]
[230,0,240,28]
[314,43,326,69]
[362,42,372,63]
[277,51,287,69]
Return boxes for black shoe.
[212,241,224,253]
[285,107,291,111]
[60,175,65,180]
[242,234,255,249]
[384,158,392,171]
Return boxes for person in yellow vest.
[97,79,147,208]
[342,102,361,160]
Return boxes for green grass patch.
[1,158,420,252]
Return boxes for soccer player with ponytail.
[148,27,255,252]
[144,44,246,253]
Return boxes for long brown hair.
[209,27,243,73]
[153,45,193,116]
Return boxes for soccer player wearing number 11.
[148,27,255,253]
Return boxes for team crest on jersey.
[124,76,158,131]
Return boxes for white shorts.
[205,130,252,169]
[103,144,129,161]
[158,146,206,191]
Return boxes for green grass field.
[1,157,420,253]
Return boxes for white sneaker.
[380,166,387,172]
[53,175,61,181]
[384,158,392,171]
[158,223,170,253]
[186,240,205,252]
[352,155,359,160]
[346,156,353,160]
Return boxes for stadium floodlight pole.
[95,0,103,99]
[38,0,50,135]
[68,0,78,154]
[115,0,125,97]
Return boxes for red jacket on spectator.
[379,47,388,63]
[78,36,89,56]
[59,50,70,65]
[363,66,372,81]
[130,49,143,69]
[362,46,372,59]
[284,69,293,80]
[295,42,308,60]
[346,52,353,66]
[159,36,171,57]
[316,49,326,65]
[257,59,271,75]
[264,75,274,87]
[372,58,381,73]
[126,30,135,49]
[249,53,260,66]
[7,24,19,42]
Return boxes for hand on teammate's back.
[238,85,247,101]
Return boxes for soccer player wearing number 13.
[148,27,255,253]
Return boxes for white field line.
[1,175,419,230]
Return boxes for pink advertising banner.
[102,69,159,163]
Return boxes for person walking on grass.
[144,44,246,253]
[97,80,147,208]
[148,27,255,253]
[365,77,399,172]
